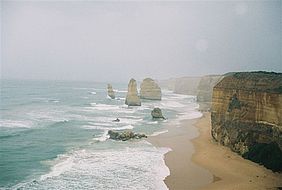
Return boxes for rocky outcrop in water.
[197,75,223,111]
[140,78,162,100]
[151,108,165,119]
[125,78,141,106]
[107,84,115,99]
[211,71,282,172]
[108,130,147,141]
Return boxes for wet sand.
[147,118,213,190]
[148,113,282,190]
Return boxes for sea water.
[0,79,202,190]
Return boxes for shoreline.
[148,113,282,190]
[192,112,282,190]
[147,117,213,190]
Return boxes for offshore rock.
[211,71,282,172]
[125,78,141,106]
[108,130,147,141]
[151,108,165,119]
[140,78,162,100]
[107,84,115,99]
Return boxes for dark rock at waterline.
[108,130,147,141]
[211,71,282,172]
[151,108,165,119]
[112,118,120,122]
[243,142,282,172]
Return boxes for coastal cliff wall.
[211,72,282,172]
[160,75,222,111]
[159,77,201,95]
[197,75,223,111]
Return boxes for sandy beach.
[148,113,282,190]
[148,118,213,190]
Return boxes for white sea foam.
[92,130,110,142]
[147,121,158,124]
[40,154,76,180]
[89,91,97,95]
[150,130,169,137]
[0,119,33,128]
[86,103,120,111]
[81,124,134,131]
[48,99,60,103]
[114,90,127,93]
[26,110,69,123]
[161,101,185,108]
[177,111,203,121]
[29,146,171,190]
[89,102,96,106]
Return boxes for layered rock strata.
[140,78,162,100]
[125,78,141,106]
[211,72,282,172]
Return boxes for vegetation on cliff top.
[215,71,282,93]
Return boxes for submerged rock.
[140,78,162,100]
[107,84,115,99]
[112,118,120,122]
[151,108,165,119]
[108,130,147,141]
[125,78,141,106]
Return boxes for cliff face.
[197,75,223,111]
[159,77,201,95]
[140,78,162,100]
[125,78,141,106]
[211,72,282,172]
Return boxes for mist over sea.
[0,79,202,189]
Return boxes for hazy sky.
[1,1,281,82]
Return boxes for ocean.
[0,79,202,190]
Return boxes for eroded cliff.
[159,77,201,95]
[211,72,282,172]
[197,75,223,111]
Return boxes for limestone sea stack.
[125,78,141,106]
[107,84,115,99]
[211,71,282,172]
[140,78,162,100]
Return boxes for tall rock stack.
[107,84,115,99]
[125,78,141,106]
[211,72,282,172]
[140,78,162,100]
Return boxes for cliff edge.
[211,71,282,172]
